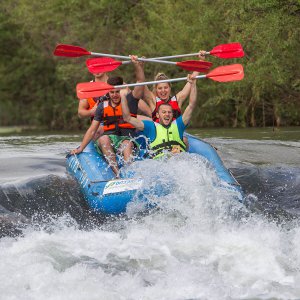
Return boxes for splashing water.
[0,134,300,299]
[1,151,300,299]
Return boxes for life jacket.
[87,95,108,110]
[86,78,108,111]
[101,99,136,134]
[152,95,181,123]
[87,97,97,110]
[150,121,186,159]
[86,95,108,122]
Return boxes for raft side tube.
[66,134,244,215]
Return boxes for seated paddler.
[120,74,197,158]
[71,71,145,177]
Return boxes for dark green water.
[188,126,300,141]
[1,126,299,142]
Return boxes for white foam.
[1,154,300,299]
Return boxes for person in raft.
[77,72,109,140]
[139,50,205,147]
[71,58,145,176]
[77,65,151,140]
[78,72,109,121]
[120,73,197,158]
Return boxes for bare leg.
[92,126,104,141]
[119,140,134,164]
[98,135,119,176]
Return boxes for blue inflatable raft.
[67,133,243,215]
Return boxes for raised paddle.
[54,42,244,60]
[76,64,244,99]
[86,57,213,74]
[152,43,245,59]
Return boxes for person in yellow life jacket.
[121,74,197,159]
[137,51,205,149]
[71,57,145,177]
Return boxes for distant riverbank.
[1,126,299,141]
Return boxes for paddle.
[153,43,245,59]
[76,64,244,99]
[86,57,212,74]
[54,42,244,60]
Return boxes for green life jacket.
[150,121,186,159]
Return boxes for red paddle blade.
[176,60,212,72]
[76,82,113,99]
[86,57,122,74]
[53,44,91,57]
[206,64,244,82]
[210,43,244,59]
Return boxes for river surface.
[0,127,299,300]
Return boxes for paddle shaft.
[112,75,207,90]
[90,52,197,65]
[151,49,241,60]
[117,53,209,65]
[151,52,209,60]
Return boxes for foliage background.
[0,0,299,130]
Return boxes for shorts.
[94,134,139,155]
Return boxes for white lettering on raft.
[103,178,143,195]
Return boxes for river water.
[0,128,299,300]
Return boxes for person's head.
[156,103,173,126]
[93,72,108,82]
[107,76,123,104]
[153,73,171,101]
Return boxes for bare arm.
[78,99,97,118]
[142,85,156,111]
[182,75,197,126]
[130,55,145,100]
[71,120,100,154]
[121,91,145,131]
[176,50,205,107]
[130,55,156,111]
[176,71,199,107]
[138,99,152,117]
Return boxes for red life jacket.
[102,100,135,133]
[152,95,181,123]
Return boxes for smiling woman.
[143,70,202,123]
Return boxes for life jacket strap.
[151,140,186,151]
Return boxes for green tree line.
[0,0,299,130]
